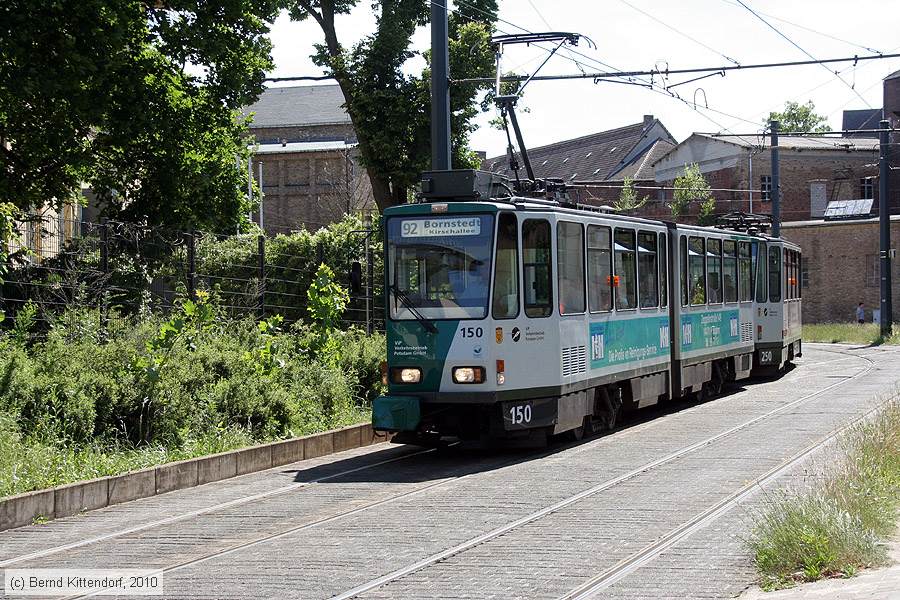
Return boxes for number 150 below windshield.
[387,214,494,320]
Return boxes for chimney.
[643,114,654,126]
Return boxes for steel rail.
[560,361,886,599]
[0,447,432,568]
[327,348,878,600]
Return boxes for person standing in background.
[856,302,865,324]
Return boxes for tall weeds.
[747,398,900,589]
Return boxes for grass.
[802,323,900,346]
[0,407,368,499]
[746,397,900,590]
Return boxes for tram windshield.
[387,214,494,320]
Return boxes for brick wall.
[250,124,356,144]
[252,148,373,233]
[781,217,900,323]
[632,150,882,224]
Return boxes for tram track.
[326,346,880,599]
[559,389,890,599]
[6,345,879,600]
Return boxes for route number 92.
[508,403,532,425]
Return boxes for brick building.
[782,216,900,324]
[244,85,373,232]
[482,115,676,205]
[646,134,882,223]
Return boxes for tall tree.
[0,0,282,231]
[766,100,831,133]
[287,0,498,210]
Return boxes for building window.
[800,257,809,290]
[760,175,772,202]
[860,177,875,200]
[866,254,879,287]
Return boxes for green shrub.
[0,299,384,498]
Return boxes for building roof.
[255,140,358,155]
[483,117,675,182]
[842,109,882,135]
[612,139,676,181]
[693,133,879,152]
[244,85,351,128]
[885,69,900,81]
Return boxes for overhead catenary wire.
[720,0,882,55]
[618,0,740,66]
[731,0,873,109]
[447,0,762,143]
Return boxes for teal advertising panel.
[589,316,670,370]
[680,310,740,351]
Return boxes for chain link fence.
[1,215,384,333]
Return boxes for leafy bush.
[0,297,386,497]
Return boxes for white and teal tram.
[372,171,801,445]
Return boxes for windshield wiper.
[390,285,438,334]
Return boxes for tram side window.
[587,225,612,312]
[756,242,768,303]
[638,231,659,308]
[557,221,585,314]
[739,241,752,302]
[523,219,553,317]
[723,240,738,303]
[659,233,668,308]
[614,228,637,310]
[785,250,792,300]
[707,238,722,304]
[769,246,782,302]
[688,236,706,305]
[680,236,688,307]
[492,213,519,319]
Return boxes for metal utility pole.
[258,161,264,231]
[769,120,781,237]
[430,0,451,171]
[879,119,893,336]
[769,121,781,237]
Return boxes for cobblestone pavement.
[2,344,900,600]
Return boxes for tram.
[372,170,801,446]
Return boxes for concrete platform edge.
[0,421,386,532]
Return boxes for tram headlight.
[390,367,422,384]
[452,366,485,384]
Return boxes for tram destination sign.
[400,217,481,238]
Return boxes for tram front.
[372,171,535,445]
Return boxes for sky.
[265,0,900,158]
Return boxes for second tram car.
[373,171,801,445]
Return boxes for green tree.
[0,0,282,231]
[766,101,831,133]
[614,177,649,213]
[287,1,498,210]
[671,163,713,220]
